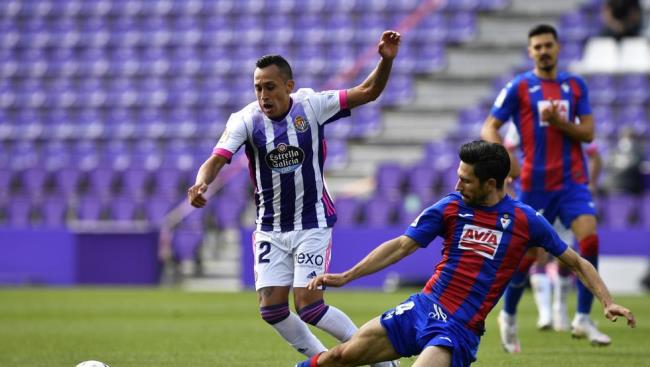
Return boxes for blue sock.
[577,255,598,314]
[503,270,528,315]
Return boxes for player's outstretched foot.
[571,315,611,346]
[498,310,521,354]
[553,306,570,332]
[536,312,552,330]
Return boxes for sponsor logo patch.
[459,224,503,259]
[537,99,569,127]
[265,143,305,174]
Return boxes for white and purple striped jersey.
[213,88,351,232]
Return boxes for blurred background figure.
[601,0,644,40]
[604,126,645,196]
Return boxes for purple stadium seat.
[588,75,616,105]
[109,198,139,221]
[41,197,68,228]
[559,11,592,42]
[617,74,649,104]
[333,196,362,228]
[8,199,32,228]
[375,163,405,198]
[591,105,617,137]
[144,199,174,227]
[363,196,397,227]
[76,197,106,221]
[408,163,438,199]
[446,12,477,43]
[172,229,203,261]
[603,195,639,229]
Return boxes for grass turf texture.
[0,288,648,367]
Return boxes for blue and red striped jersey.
[405,192,568,335]
[490,71,592,192]
[214,88,350,232]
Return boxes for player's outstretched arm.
[557,248,636,328]
[187,155,228,208]
[307,235,419,290]
[346,30,401,109]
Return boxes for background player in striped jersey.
[295,141,635,367]
[187,31,401,364]
[481,24,610,352]
[503,122,603,332]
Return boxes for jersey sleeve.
[305,89,351,125]
[528,210,569,257]
[490,80,519,123]
[212,112,247,163]
[574,77,592,116]
[404,196,451,248]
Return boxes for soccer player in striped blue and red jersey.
[295,141,635,367]
[481,24,610,352]
[188,31,400,366]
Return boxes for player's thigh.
[570,214,597,241]
[412,346,452,367]
[323,316,401,366]
[253,231,293,291]
[292,228,332,289]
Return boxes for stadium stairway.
[325,0,586,197]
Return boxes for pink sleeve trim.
[338,89,348,110]
[212,148,233,161]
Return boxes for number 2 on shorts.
[258,242,271,264]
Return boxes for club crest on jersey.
[561,83,570,93]
[459,224,503,260]
[265,143,305,174]
[293,115,310,133]
[500,214,511,229]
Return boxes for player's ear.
[286,79,295,93]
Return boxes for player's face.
[456,162,490,206]
[254,65,295,120]
[528,33,560,73]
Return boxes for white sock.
[314,305,358,342]
[530,273,552,323]
[553,275,571,315]
[272,312,327,357]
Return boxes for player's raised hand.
[307,273,348,290]
[378,30,401,60]
[604,303,636,328]
[187,182,209,208]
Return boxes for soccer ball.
[75,361,110,367]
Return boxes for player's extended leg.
[498,247,536,353]
[569,214,611,345]
[295,317,402,367]
[258,286,327,357]
[411,346,452,367]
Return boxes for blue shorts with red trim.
[379,293,480,367]
[519,183,597,228]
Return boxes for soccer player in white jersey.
[187,31,401,364]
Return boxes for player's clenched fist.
[378,30,401,60]
[187,182,208,208]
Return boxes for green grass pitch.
[0,288,648,367]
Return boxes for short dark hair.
[528,24,558,41]
[255,55,293,81]
[459,140,510,189]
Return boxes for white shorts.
[252,227,332,290]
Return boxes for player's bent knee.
[578,234,599,258]
[297,299,329,325]
[260,302,290,325]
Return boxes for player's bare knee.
[259,302,290,325]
